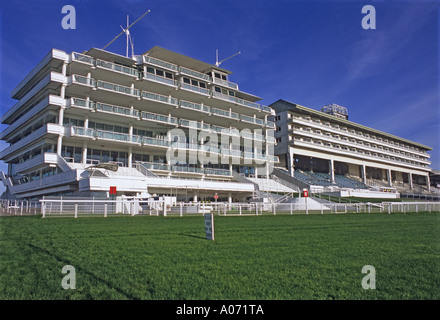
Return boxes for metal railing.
[35,198,440,218]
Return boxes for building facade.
[270,99,432,194]
[0,47,278,200]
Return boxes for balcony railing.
[142,91,178,106]
[71,52,94,65]
[179,100,210,113]
[96,59,139,78]
[179,119,201,130]
[211,107,239,120]
[95,130,141,144]
[70,97,94,110]
[291,127,430,165]
[71,126,94,138]
[293,138,428,169]
[212,77,238,90]
[144,56,178,72]
[180,82,209,95]
[96,80,140,98]
[141,111,178,126]
[211,90,270,113]
[291,116,429,159]
[96,102,139,118]
[71,74,95,87]
[140,162,232,176]
[179,67,211,82]
[144,73,177,86]
[142,136,170,148]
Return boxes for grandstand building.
[0,47,282,201]
[270,99,433,195]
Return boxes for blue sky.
[0,0,438,187]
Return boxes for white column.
[330,158,335,183]
[409,172,413,191]
[57,135,63,156]
[82,142,88,165]
[128,146,133,169]
[128,122,133,168]
[426,174,431,192]
[58,107,65,126]
[362,164,367,184]
[289,147,295,176]
[388,168,392,187]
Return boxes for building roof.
[143,46,232,75]
[271,99,432,151]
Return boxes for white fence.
[36,198,440,218]
[0,199,40,215]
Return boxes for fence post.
[74,204,78,218]
[104,204,107,217]
[290,203,293,215]
[239,205,242,215]
[305,199,308,215]
[388,203,391,215]
[42,201,46,218]
[180,202,183,217]
[321,204,323,215]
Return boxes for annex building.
[270,100,434,196]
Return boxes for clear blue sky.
[0,0,438,185]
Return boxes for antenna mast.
[215,49,241,67]
[102,10,151,57]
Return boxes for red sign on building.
[110,186,117,195]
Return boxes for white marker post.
[204,213,214,240]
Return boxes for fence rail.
[0,199,40,215]
[35,199,440,218]
[1,198,439,218]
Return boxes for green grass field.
[0,212,439,300]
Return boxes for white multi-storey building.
[270,99,433,194]
[0,47,280,200]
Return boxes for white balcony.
[0,95,65,140]
[291,127,431,166]
[0,124,64,160]
[179,100,211,114]
[2,72,67,124]
[179,67,211,82]
[14,152,58,174]
[141,111,178,126]
[212,77,238,90]
[144,56,178,72]
[290,116,430,159]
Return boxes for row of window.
[291,125,427,161]
[146,65,232,93]
[293,136,428,167]
[289,113,427,154]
